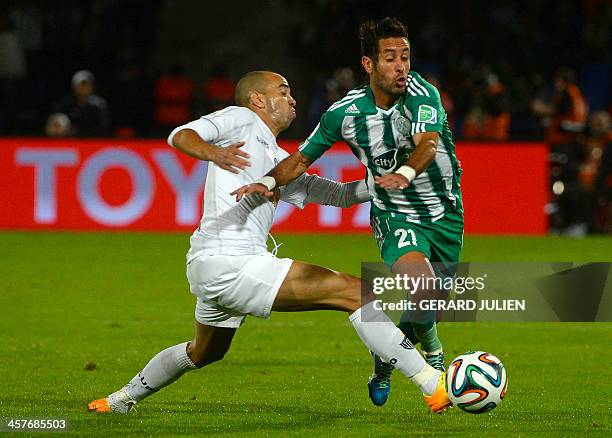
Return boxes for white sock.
[122,342,197,402]
[349,302,440,395]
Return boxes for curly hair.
[358,17,409,64]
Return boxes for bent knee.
[187,341,229,368]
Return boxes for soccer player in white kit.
[88,71,448,414]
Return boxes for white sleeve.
[166,107,253,147]
[280,174,371,209]
[167,117,221,147]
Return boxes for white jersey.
[168,106,369,261]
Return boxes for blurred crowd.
[0,0,610,233]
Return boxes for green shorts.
[370,209,464,269]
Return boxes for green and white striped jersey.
[299,71,462,223]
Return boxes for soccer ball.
[446,351,508,413]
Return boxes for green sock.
[412,322,442,354]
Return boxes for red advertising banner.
[0,138,548,234]
[456,142,549,234]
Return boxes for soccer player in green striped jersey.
[234,17,461,411]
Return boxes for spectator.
[580,111,612,190]
[594,144,612,233]
[53,70,111,137]
[45,112,71,137]
[462,71,510,141]
[586,111,612,233]
[532,67,591,235]
[531,67,588,146]
[550,145,593,236]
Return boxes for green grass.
[0,232,610,436]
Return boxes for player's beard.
[373,69,406,99]
[383,76,406,97]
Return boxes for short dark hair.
[235,71,273,107]
[358,17,409,64]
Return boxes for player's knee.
[200,349,228,367]
[187,341,229,368]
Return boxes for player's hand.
[211,142,250,173]
[230,183,274,202]
[374,173,411,190]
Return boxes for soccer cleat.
[87,398,111,413]
[423,372,451,413]
[88,389,136,414]
[367,353,395,406]
[424,351,445,372]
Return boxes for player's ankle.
[410,364,440,395]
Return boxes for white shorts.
[186,252,293,328]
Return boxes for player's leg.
[393,250,445,367]
[366,249,442,406]
[185,253,445,411]
[375,216,443,357]
[118,321,236,401]
[271,260,444,408]
[187,321,236,367]
[88,315,238,413]
[409,209,465,366]
[271,260,361,312]
[383,213,462,411]
[368,213,447,407]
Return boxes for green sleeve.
[405,80,446,136]
[298,110,343,161]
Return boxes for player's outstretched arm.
[374,131,438,190]
[308,179,370,208]
[283,176,370,209]
[231,151,313,201]
[171,128,250,174]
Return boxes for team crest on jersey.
[392,115,411,136]
[372,149,399,171]
[417,105,437,124]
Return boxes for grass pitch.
[0,232,610,436]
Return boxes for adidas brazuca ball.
[447,351,508,413]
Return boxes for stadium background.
[0,1,611,436]
[0,0,610,235]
